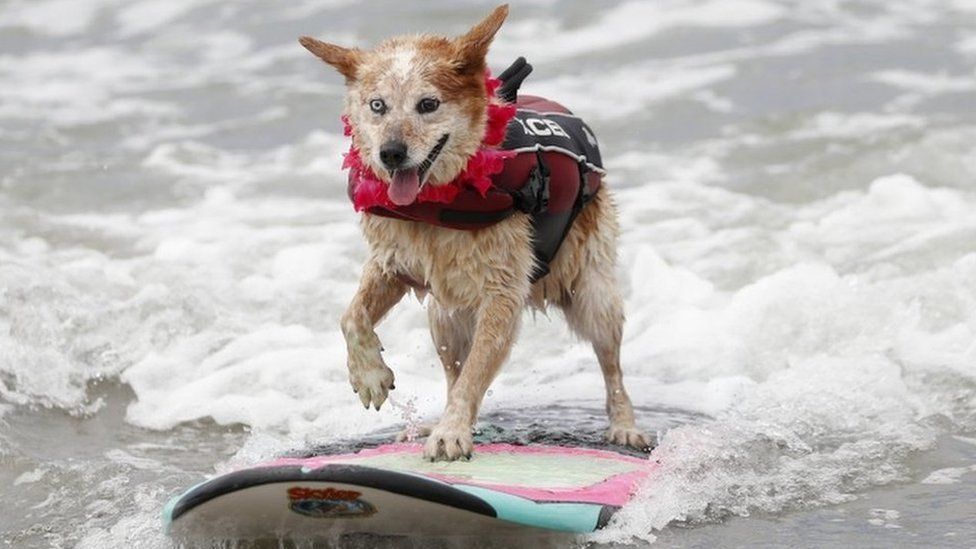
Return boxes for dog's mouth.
[387,134,449,206]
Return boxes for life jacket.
[349,62,604,281]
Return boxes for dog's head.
[300,5,508,206]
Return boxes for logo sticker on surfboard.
[286,486,377,518]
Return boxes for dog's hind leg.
[397,302,475,442]
[340,260,407,411]
[563,268,651,449]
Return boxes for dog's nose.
[379,141,408,170]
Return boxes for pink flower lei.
[343,71,517,211]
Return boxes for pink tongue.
[388,168,421,206]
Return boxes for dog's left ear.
[299,36,362,82]
[453,4,509,75]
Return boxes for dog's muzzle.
[418,133,450,184]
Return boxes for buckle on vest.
[512,149,550,214]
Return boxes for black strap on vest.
[508,151,597,283]
[511,149,549,215]
[529,158,597,282]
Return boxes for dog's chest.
[361,214,533,308]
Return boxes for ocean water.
[2,0,976,547]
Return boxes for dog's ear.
[299,36,361,82]
[453,4,509,75]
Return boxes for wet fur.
[302,5,649,460]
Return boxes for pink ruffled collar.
[343,72,517,211]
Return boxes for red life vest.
[349,95,604,281]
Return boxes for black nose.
[379,141,408,170]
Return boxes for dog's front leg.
[340,261,407,410]
[424,294,521,461]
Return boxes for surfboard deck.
[164,443,654,538]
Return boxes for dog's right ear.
[299,36,361,82]
[453,4,509,75]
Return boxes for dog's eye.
[369,99,387,115]
[416,98,440,114]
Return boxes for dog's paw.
[606,422,652,451]
[422,422,473,461]
[395,423,433,443]
[349,365,395,411]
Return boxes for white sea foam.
[1,0,112,36]
[0,48,175,126]
[788,112,924,140]
[867,508,902,528]
[957,34,976,56]
[951,0,976,12]
[13,468,47,485]
[493,0,784,62]
[115,0,212,37]
[870,70,976,95]
[921,465,976,485]
[529,64,736,119]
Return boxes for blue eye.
[369,99,387,114]
[417,97,440,114]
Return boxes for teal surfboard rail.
[454,484,603,533]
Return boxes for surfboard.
[164,442,654,538]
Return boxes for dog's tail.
[496,57,533,103]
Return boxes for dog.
[300,4,649,461]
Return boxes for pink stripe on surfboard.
[421,468,651,506]
[265,443,649,467]
[257,443,656,507]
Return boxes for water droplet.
[487,390,494,397]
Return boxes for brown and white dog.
[300,4,649,461]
